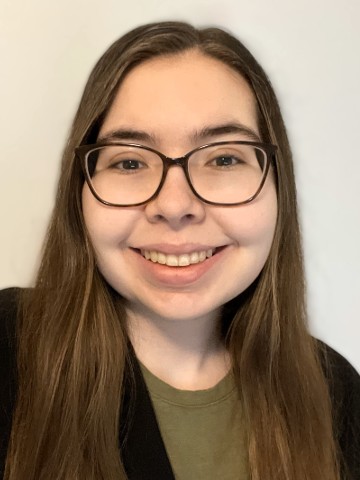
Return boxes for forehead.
[99,50,259,147]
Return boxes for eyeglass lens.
[85,143,268,205]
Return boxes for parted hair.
[5,21,342,479]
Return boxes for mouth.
[132,246,225,267]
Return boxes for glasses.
[75,141,277,207]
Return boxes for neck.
[126,306,231,390]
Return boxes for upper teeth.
[141,249,214,267]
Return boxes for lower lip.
[130,247,228,286]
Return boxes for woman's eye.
[211,156,240,167]
[112,159,145,170]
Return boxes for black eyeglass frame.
[75,140,278,207]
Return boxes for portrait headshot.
[0,1,359,479]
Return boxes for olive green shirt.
[140,363,249,480]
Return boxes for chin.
[124,295,220,324]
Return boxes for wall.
[1,0,359,370]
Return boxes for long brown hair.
[6,21,342,479]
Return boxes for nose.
[144,165,206,228]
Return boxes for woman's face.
[82,50,277,324]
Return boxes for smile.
[140,248,216,267]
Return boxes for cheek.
[81,185,138,249]
[244,203,277,246]
[217,191,278,250]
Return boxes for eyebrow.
[194,123,261,142]
[98,128,154,143]
[97,122,261,144]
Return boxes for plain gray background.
[1,0,359,371]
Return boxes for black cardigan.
[0,288,359,479]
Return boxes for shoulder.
[0,287,21,392]
[0,287,21,339]
[0,288,21,474]
[0,287,22,356]
[316,339,360,478]
[316,339,360,404]
[0,286,21,382]
[0,287,20,386]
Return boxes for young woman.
[0,21,359,480]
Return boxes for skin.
[82,50,278,389]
